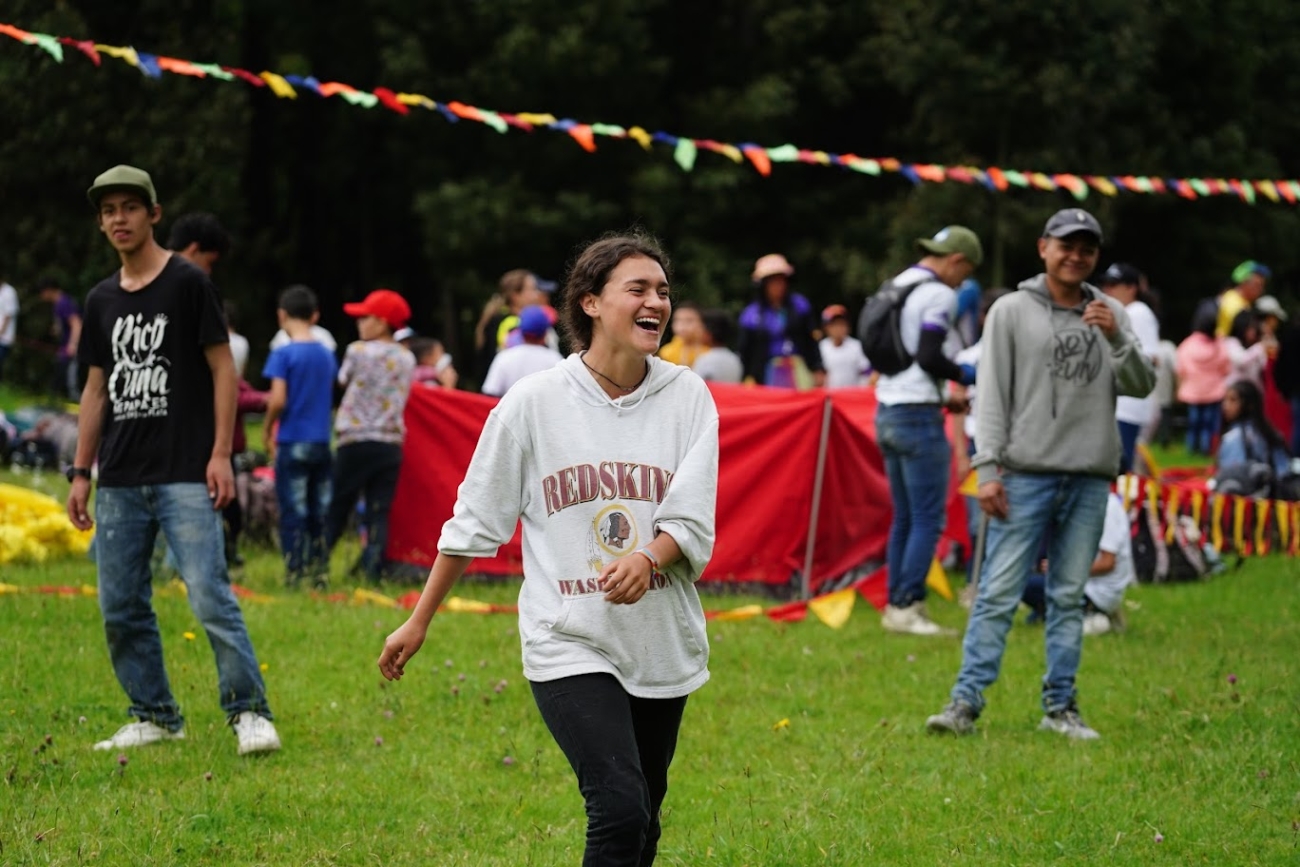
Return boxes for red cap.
[343,289,411,330]
[822,304,848,323]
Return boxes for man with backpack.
[869,225,980,636]
[925,208,1155,740]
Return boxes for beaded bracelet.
[635,547,659,570]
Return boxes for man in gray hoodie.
[925,209,1156,740]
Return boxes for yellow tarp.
[0,483,94,564]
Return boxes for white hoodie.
[438,354,719,699]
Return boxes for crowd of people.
[2,160,1298,866]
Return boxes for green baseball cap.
[915,225,983,268]
[87,165,157,208]
[1230,260,1270,285]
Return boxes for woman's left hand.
[599,554,653,604]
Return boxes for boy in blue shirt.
[262,285,338,587]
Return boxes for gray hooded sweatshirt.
[438,354,719,699]
[972,275,1157,485]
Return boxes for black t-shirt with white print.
[78,256,229,487]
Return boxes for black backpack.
[858,275,924,376]
[1130,496,1212,584]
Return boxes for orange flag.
[709,604,764,622]
[568,124,597,152]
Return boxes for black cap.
[1100,263,1142,286]
[1042,209,1103,244]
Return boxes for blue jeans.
[1117,421,1140,475]
[95,484,272,729]
[951,473,1110,715]
[1185,402,1220,454]
[275,441,333,577]
[876,404,951,607]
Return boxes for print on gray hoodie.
[973,275,1157,485]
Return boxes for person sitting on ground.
[818,304,869,388]
[1213,379,1292,497]
[691,309,744,384]
[482,305,565,397]
[409,336,458,388]
[1021,491,1134,637]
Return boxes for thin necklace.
[581,352,648,395]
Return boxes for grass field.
[2,387,1294,864]
[2,540,1298,865]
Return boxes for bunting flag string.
[1121,474,1300,561]
[5,20,1300,204]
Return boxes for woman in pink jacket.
[1177,308,1232,454]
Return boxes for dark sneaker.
[925,701,977,735]
[1039,706,1100,740]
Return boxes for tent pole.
[801,395,834,601]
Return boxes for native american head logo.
[602,511,631,548]
[592,504,640,561]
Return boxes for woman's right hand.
[378,620,429,681]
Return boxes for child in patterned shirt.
[324,289,416,580]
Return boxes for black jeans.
[325,441,402,579]
[530,673,688,867]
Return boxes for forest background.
[3,0,1300,388]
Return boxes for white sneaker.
[882,603,958,636]
[93,721,185,751]
[1082,612,1112,636]
[232,712,282,756]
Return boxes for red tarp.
[388,384,969,594]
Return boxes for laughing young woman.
[378,232,720,866]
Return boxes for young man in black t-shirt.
[66,165,280,756]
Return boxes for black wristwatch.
[66,467,93,483]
